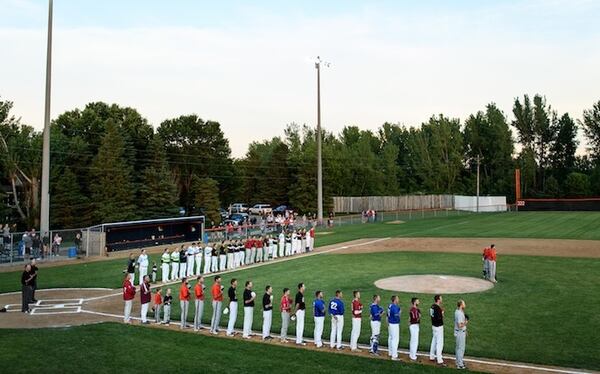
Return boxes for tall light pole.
[40,0,53,235]
[476,154,481,213]
[315,56,330,225]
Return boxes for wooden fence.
[332,195,454,213]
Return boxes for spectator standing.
[21,264,34,313]
[42,232,49,258]
[31,230,40,259]
[74,233,82,255]
[23,231,32,260]
[52,233,62,256]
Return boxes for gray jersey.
[454,309,466,332]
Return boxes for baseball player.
[489,244,497,283]
[350,290,363,351]
[278,231,285,258]
[210,244,219,273]
[409,297,421,361]
[262,285,274,340]
[186,243,195,277]
[256,238,263,264]
[294,283,307,345]
[194,243,203,276]
[250,240,257,264]
[219,242,227,271]
[170,248,179,281]
[309,226,315,251]
[126,253,136,286]
[179,277,190,329]
[140,275,151,324]
[429,294,446,366]
[178,245,187,279]
[454,299,469,370]
[151,262,157,283]
[280,287,292,343]
[210,275,223,334]
[300,229,307,254]
[236,240,244,267]
[162,288,172,325]
[203,243,212,274]
[153,288,162,324]
[263,237,270,262]
[285,232,292,257]
[137,250,149,286]
[226,278,238,336]
[244,238,252,265]
[369,294,384,355]
[193,276,205,331]
[482,245,490,279]
[329,290,345,350]
[242,280,256,339]
[227,242,235,270]
[122,274,135,324]
[387,295,401,361]
[313,290,326,348]
[271,235,278,260]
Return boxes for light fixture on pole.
[315,56,330,225]
[40,0,53,235]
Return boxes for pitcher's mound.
[375,275,494,294]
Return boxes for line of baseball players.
[124,230,315,286]
[123,274,469,369]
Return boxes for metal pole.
[85,228,90,257]
[476,154,480,213]
[10,234,13,264]
[40,0,53,236]
[316,58,323,226]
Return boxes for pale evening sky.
[1,0,599,157]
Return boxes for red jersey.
[257,239,263,248]
[211,283,223,301]
[244,240,253,249]
[309,228,315,238]
[123,279,136,301]
[483,247,490,260]
[489,248,497,261]
[409,306,421,324]
[352,299,363,319]
[179,284,190,301]
[154,292,162,305]
[280,295,292,312]
[194,283,204,300]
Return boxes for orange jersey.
[483,247,490,260]
[154,292,162,305]
[194,283,204,300]
[211,283,223,301]
[179,284,190,301]
[489,248,497,261]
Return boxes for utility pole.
[40,0,53,235]
[315,56,330,226]
[476,154,480,213]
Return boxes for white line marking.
[0,288,112,297]
[30,306,81,315]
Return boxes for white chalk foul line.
[0,288,112,297]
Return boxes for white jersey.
[194,246,202,258]
[204,246,212,256]
[137,254,149,268]
[186,246,195,257]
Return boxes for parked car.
[219,208,229,220]
[272,205,288,215]
[229,203,249,213]
[229,213,249,225]
[249,204,272,215]
[222,219,240,227]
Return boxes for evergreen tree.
[50,167,92,229]
[549,113,578,182]
[90,120,138,223]
[138,136,180,219]
[191,177,221,226]
[580,101,600,164]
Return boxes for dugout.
[518,198,600,211]
[103,216,204,252]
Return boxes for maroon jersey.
[352,299,363,319]
[409,306,421,324]
[140,282,151,304]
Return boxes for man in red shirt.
[350,290,363,351]
[122,273,136,324]
[179,277,190,329]
[280,287,292,342]
[409,297,421,361]
[308,227,315,252]
[193,276,205,331]
[210,275,223,334]
[140,275,151,324]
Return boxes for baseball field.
[2,211,600,373]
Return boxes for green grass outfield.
[2,323,452,374]
[2,212,600,371]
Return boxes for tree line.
[1,95,600,230]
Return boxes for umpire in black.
[21,264,34,313]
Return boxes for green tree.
[563,172,591,197]
[549,113,578,181]
[191,176,221,226]
[90,120,138,223]
[138,136,180,219]
[158,115,236,211]
[50,167,91,229]
[580,100,600,164]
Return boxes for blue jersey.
[313,299,326,317]
[328,298,345,316]
[370,303,384,321]
[387,303,401,324]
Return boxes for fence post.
[85,228,90,257]
[10,233,13,264]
